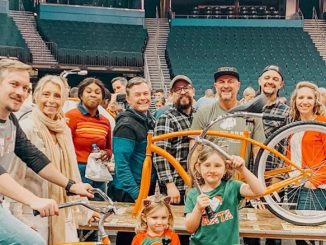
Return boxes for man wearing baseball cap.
[190,67,265,167]
[153,75,195,244]
[258,65,289,138]
[154,75,195,204]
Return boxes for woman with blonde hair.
[288,81,326,227]
[6,75,91,244]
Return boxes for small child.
[132,194,181,245]
[185,145,265,245]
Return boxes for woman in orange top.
[289,81,326,213]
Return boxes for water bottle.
[90,143,102,165]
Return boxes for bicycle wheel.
[256,121,326,225]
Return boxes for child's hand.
[196,194,210,212]
[227,155,245,171]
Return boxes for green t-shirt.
[184,180,243,245]
[190,102,265,165]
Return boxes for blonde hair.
[0,58,32,83]
[289,81,326,120]
[33,75,68,118]
[135,195,174,234]
[194,145,233,186]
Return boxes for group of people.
[0,57,325,245]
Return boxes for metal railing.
[174,14,287,19]
[0,45,31,62]
[55,47,143,67]
[144,53,150,82]
[312,7,326,44]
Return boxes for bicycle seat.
[229,94,267,113]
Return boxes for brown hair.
[135,195,174,234]
[125,77,148,96]
[289,81,325,120]
[194,145,233,186]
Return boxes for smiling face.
[214,75,240,102]
[196,152,226,188]
[36,82,62,119]
[295,86,316,120]
[81,82,103,111]
[126,82,151,113]
[0,70,30,119]
[171,80,194,111]
[143,205,170,237]
[259,70,283,99]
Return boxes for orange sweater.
[301,115,326,187]
[65,108,112,163]
[288,115,326,187]
[131,229,180,245]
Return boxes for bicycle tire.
[256,121,326,226]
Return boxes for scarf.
[32,107,82,245]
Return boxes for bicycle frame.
[132,120,310,216]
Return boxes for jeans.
[0,205,46,245]
[78,163,107,201]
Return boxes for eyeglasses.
[173,85,192,94]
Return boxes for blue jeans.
[0,205,45,245]
[78,163,107,201]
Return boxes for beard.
[175,94,193,111]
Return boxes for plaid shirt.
[263,99,290,138]
[153,106,194,192]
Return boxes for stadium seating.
[166,26,326,98]
[0,14,30,62]
[37,19,147,67]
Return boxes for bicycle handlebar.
[33,188,116,216]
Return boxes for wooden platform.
[80,202,326,241]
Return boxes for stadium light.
[60,69,88,78]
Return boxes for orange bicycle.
[134,95,326,225]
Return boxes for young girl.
[132,194,181,245]
[185,145,265,245]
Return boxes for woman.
[65,78,112,198]
[289,81,326,222]
[6,75,91,244]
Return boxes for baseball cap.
[260,65,284,81]
[170,75,193,88]
[214,67,240,81]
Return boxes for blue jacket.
[113,108,156,200]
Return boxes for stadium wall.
[171,19,303,28]
[0,0,8,13]
[39,3,145,26]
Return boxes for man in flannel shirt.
[258,65,289,138]
[153,75,196,205]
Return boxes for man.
[254,65,290,245]
[0,59,93,245]
[190,67,265,167]
[111,76,128,110]
[240,86,256,104]
[194,88,216,110]
[153,75,195,205]
[111,76,127,94]
[112,77,157,243]
[153,88,165,99]
[258,65,289,138]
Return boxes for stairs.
[304,19,326,62]
[144,18,170,92]
[9,10,58,65]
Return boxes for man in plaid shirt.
[258,65,289,138]
[153,75,196,205]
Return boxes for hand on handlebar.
[30,197,59,217]
[69,182,94,198]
